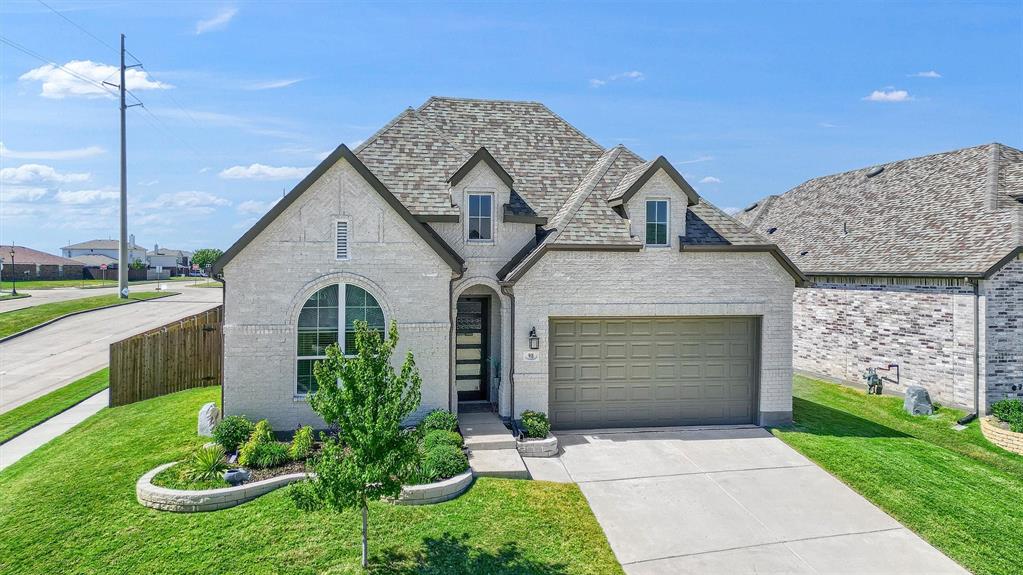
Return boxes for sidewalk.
[0,389,108,471]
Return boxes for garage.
[548,317,760,429]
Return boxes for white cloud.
[196,7,238,34]
[156,108,300,139]
[19,60,171,99]
[1,187,48,202]
[863,89,912,102]
[139,191,230,217]
[818,122,841,129]
[138,179,160,186]
[55,189,119,204]
[698,176,721,184]
[677,155,715,165]
[219,163,309,180]
[244,78,304,90]
[236,198,280,215]
[0,164,90,184]
[0,142,105,160]
[909,70,942,78]
[589,70,644,88]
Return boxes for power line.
[34,0,131,61]
[0,34,117,97]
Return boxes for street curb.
[0,292,180,344]
[0,387,108,446]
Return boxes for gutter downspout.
[501,284,515,424]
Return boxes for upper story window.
[296,284,384,395]
[645,199,669,246]
[467,193,493,242]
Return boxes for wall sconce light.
[528,327,540,350]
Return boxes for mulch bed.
[246,459,310,482]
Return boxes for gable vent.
[767,227,778,234]
[336,221,349,260]
[866,165,885,178]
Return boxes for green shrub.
[520,410,550,438]
[250,442,291,469]
[421,444,468,481]
[182,444,228,482]
[238,419,276,466]
[419,410,458,433]
[290,426,314,460]
[423,429,462,451]
[991,399,1023,433]
[212,415,254,453]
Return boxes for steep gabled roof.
[212,145,464,274]
[448,146,514,189]
[736,143,1023,276]
[606,156,700,206]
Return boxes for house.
[1,246,84,281]
[62,236,147,266]
[213,97,802,431]
[147,244,192,275]
[737,143,1023,413]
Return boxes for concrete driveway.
[525,427,967,575]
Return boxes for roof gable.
[212,145,464,275]
[448,146,514,189]
[607,156,700,207]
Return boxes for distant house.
[1,246,84,281]
[62,235,147,266]
[146,244,192,275]
[737,143,1022,414]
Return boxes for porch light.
[528,327,539,350]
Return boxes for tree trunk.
[361,498,368,568]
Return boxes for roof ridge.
[547,147,623,241]
[535,102,606,153]
[417,96,547,110]
[747,195,776,229]
[409,109,471,159]
[353,107,414,154]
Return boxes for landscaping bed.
[0,386,621,573]
[980,399,1023,454]
[774,375,1023,575]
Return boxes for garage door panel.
[549,317,758,429]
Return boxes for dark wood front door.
[456,297,489,401]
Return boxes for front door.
[456,297,489,401]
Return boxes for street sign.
[121,288,130,297]
[100,264,108,271]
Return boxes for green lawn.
[774,376,1023,575]
[0,369,109,444]
[0,387,621,575]
[0,292,30,301]
[6,277,193,290]
[0,291,177,338]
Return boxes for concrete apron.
[526,427,968,575]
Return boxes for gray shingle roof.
[2,246,83,266]
[72,254,118,267]
[736,143,1023,276]
[684,204,769,246]
[64,239,144,250]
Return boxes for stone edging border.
[516,436,559,457]
[980,416,1023,455]
[138,463,474,512]
[0,291,180,343]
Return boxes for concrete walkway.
[458,406,528,479]
[0,388,108,471]
[526,427,967,575]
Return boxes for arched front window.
[296,284,385,394]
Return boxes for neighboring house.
[213,97,802,431]
[62,235,147,266]
[738,143,1023,413]
[147,244,192,275]
[70,254,121,280]
[1,246,84,281]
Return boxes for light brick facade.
[984,255,1023,405]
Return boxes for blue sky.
[1,1,1020,255]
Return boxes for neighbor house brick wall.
[793,279,979,408]
[984,254,1023,405]
[222,157,454,431]
[512,249,795,424]
[1,263,83,281]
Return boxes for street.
[0,285,222,413]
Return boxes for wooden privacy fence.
[109,305,224,407]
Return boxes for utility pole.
[117,33,129,298]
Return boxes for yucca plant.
[182,444,228,482]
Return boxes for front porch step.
[458,410,517,451]
[467,448,530,479]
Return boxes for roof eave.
[608,156,701,208]
[212,144,465,275]
[447,146,514,189]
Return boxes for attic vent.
[336,220,349,260]
[743,203,759,212]
[767,227,778,234]
[866,165,885,178]
[799,250,809,256]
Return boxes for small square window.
[467,194,493,241]
[645,200,669,246]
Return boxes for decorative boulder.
[198,402,221,437]
[904,386,933,416]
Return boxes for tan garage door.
[548,317,759,429]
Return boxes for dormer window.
[467,193,493,242]
[645,199,669,246]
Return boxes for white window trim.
[335,218,351,261]
[465,191,495,244]
[295,283,385,397]
[645,198,671,248]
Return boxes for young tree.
[293,320,422,568]
[190,248,223,271]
